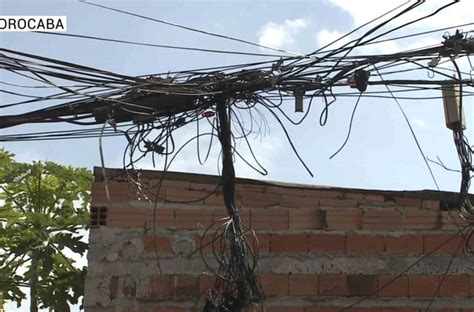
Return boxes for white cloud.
[328,0,474,30]
[412,118,426,128]
[317,0,474,56]
[258,18,309,50]
[328,0,405,27]
[316,28,400,54]
[316,29,348,48]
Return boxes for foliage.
[0,149,92,311]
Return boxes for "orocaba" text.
[0,16,67,32]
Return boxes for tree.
[0,150,92,311]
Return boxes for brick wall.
[84,168,474,312]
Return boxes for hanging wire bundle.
[200,219,263,312]
[453,127,474,248]
[449,53,474,251]
[198,96,264,311]
[1,1,474,311]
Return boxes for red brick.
[149,276,172,298]
[439,275,469,297]
[363,209,402,231]
[346,234,384,254]
[247,232,270,253]
[107,210,146,225]
[266,308,305,312]
[107,207,146,220]
[110,276,119,299]
[281,194,318,208]
[319,274,349,296]
[326,209,363,230]
[92,194,129,204]
[165,188,206,204]
[143,235,173,253]
[199,275,216,294]
[308,234,345,253]
[203,194,225,207]
[347,275,377,296]
[344,192,365,200]
[273,186,319,197]
[211,208,228,223]
[92,180,129,190]
[160,179,191,189]
[304,308,340,312]
[140,188,165,202]
[289,274,318,296]
[107,219,146,228]
[307,189,342,199]
[174,209,213,229]
[422,200,440,210]
[239,208,252,229]
[194,233,219,254]
[394,197,421,207]
[469,276,474,298]
[319,198,359,208]
[363,194,386,202]
[207,193,242,208]
[441,211,468,231]
[129,184,163,202]
[173,275,199,297]
[243,191,281,207]
[145,208,174,229]
[381,308,419,312]
[423,233,464,255]
[261,274,288,296]
[251,209,288,230]
[107,207,146,215]
[378,275,408,297]
[235,183,267,194]
[189,182,219,192]
[289,209,325,229]
[237,209,251,226]
[92,181,130,201]
[408,275,439,297]
[385,235,423,255]
[153,308,189,312]
[211,208,250,226]
[107,214,146,223]
[403,210,440,230]
[271,234,308,253]
[344,308,381,312]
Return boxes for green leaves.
[0,149,92,311]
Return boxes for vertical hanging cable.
[216,95,240,227]
[202,95,264,311]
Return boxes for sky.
[1,0,473,310]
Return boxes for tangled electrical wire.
[1,1,474,311]
[453,129,474,245]
[197,96,265,311]
[450,56,474,252]
[200,220,263,312]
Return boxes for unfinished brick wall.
[84,168,474,312]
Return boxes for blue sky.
[1,0,474,310]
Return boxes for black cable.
[373,64,440,190]
[329,92,362,159]
[79,0,298,56]
[34,31,288,58]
